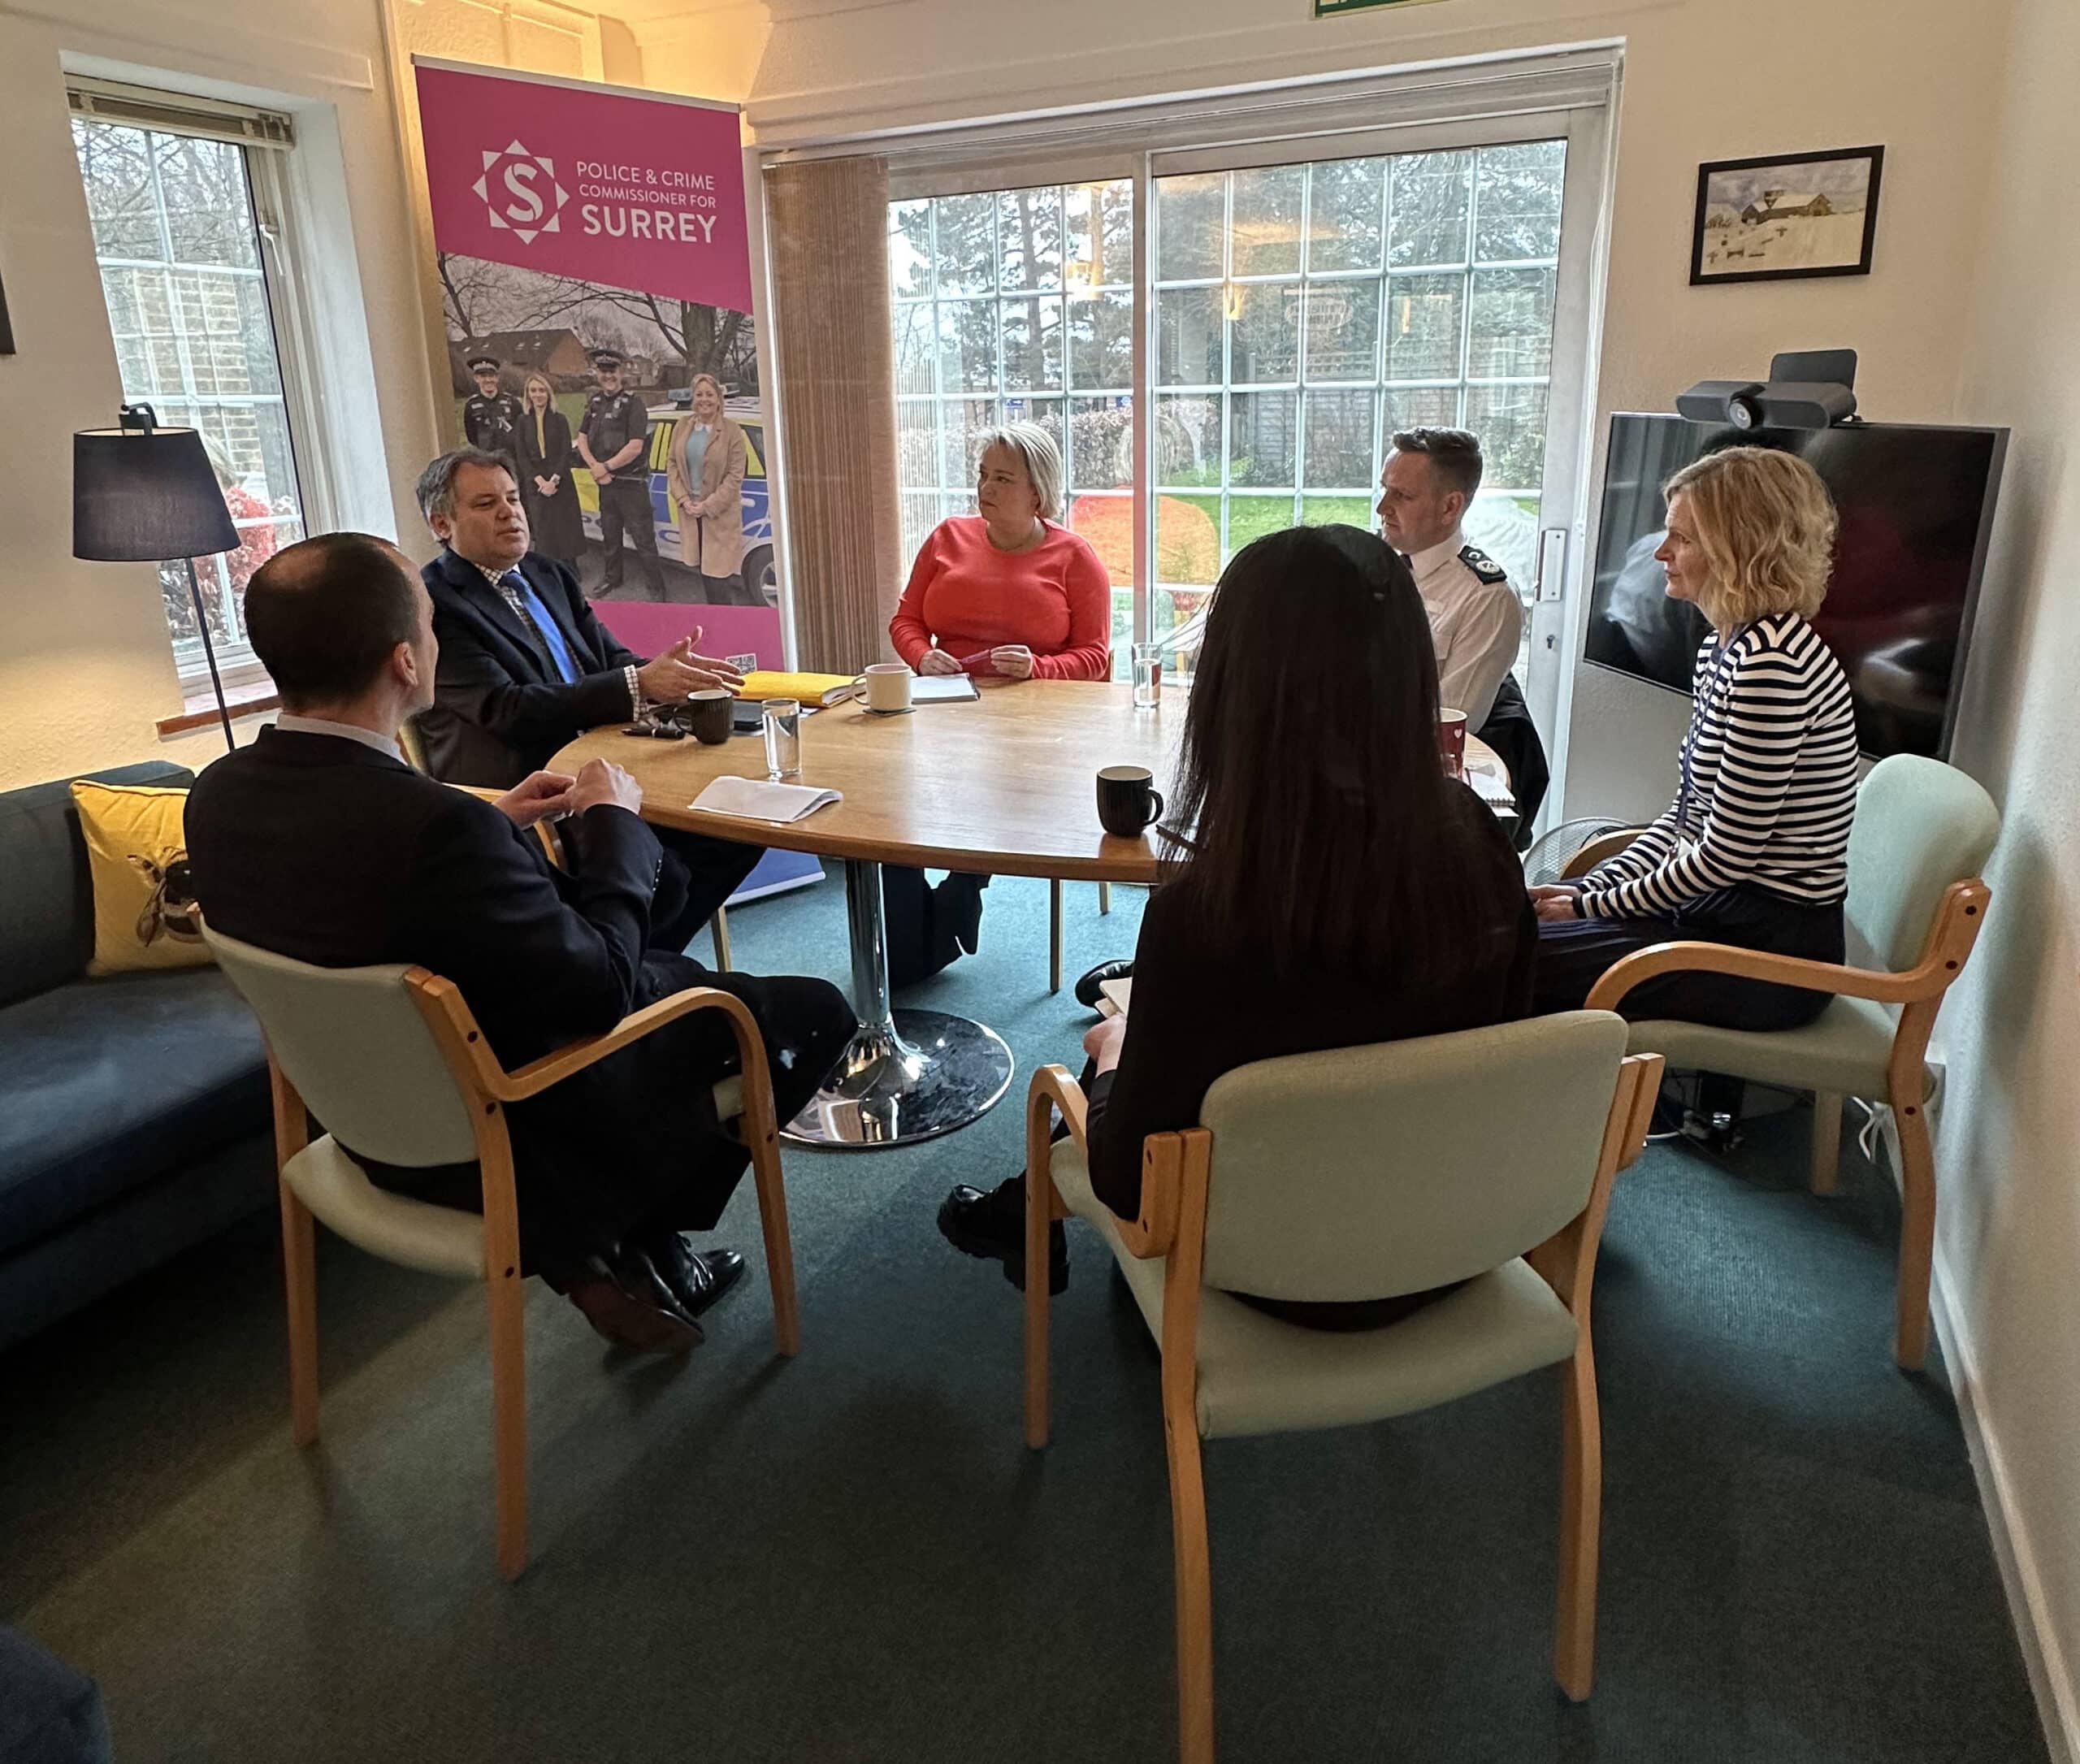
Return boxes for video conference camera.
[1675,349,1859,431]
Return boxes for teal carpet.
[0,869,2048,1762]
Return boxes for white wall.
[746,0,2014,823]
[1932,0,2080,1745]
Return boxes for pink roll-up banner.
[413,60,821,908]
[412,59,786,669]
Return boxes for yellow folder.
[735,670,860,707]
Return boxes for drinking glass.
[1132,642,1163,709]
[761,698,802,779]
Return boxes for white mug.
[860,661,913,713]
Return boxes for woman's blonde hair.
[522,371,553,407]
[690,372,725,410]
[1663,445,1837,627]
[977,423,1064,521]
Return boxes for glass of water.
[1132,642,1163,709]
[761,698,801,780]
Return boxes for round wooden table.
[553,681,1506,1149]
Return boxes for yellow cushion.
[68,781,212,975]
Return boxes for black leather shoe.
[568,1252,704,1354]
[642,1233,748,1320]
[938,1177,1068,1294]
[1073,958,1134,1010]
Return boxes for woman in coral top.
[890,423,1112,683]
[882,424,1112,983]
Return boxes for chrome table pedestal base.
[782,859,1014,1148]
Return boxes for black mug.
[687,688,734,745]
[1097,765,1164,838]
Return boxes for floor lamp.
[73,402,240,750]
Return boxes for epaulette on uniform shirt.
[1458,544,1508,585]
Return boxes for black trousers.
[362,958,852,1289]
[1535,884,1844,1030]
[598,476,662,597]
[652,829,762,955]
[883,867,986,987]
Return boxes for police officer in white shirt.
[1376,426,1549,842]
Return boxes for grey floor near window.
[0,871,2047,1763]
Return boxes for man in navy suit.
[410,448,760,951]
[188,533,852,1352]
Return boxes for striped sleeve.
[1577,619,1855,919]
[1581,806,1682,887]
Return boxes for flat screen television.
[1583,414,2007,758]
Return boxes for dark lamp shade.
[73,426,238,561]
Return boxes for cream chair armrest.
[410,973,769,1105]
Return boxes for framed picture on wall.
[1690,145,1885,285]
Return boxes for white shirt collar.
[1406,528,1467,579]
[275,714,404,764]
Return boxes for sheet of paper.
[691,776,843,824]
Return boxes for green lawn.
[1158,492,1377,565]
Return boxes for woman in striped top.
[1532,446,1861,1029]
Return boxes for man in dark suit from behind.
[187,533,853,1354]
[410,446,760,953]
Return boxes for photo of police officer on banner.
[574,349,665,600]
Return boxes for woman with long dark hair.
[938,525,1536,1320]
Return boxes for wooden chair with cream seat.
[201,921,799,1581]
[398,718,734,968]
[1023,1015,1660,1763]
[1573,752,1999,1369]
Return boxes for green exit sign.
[1314,0,1452,15]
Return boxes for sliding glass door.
[883,103,1606,766]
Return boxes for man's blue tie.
[502,570,580,684]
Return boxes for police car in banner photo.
[574,386,778,610]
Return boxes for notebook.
[911,673,980,704]
[692,777,843,824]
[1466,766,1514,808]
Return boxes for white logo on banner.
[471,141,571,245]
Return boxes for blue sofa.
[0,761,275,1352]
